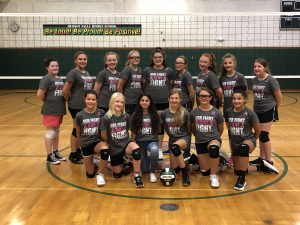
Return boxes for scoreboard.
[280,1,300,29]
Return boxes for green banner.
[43,24,142,35]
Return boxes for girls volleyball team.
[37,48,282,191]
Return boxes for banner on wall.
[43,24,142,35]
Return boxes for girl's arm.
[273,89,282,108]
[217,122,224,136]
[214,87,224,108]
[187,84,195,108]
[62,81,72,102]
[101,130,108,142]
[117,78,126,93]
[75,124,81,146]
[94,81,103,95]
[37,88,46,101]
[253,122,261,140]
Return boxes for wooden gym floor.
[0,90,299,225]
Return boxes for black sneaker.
[54,150,67,161]
[47,153,60,165]
[133,176,144,188]
[76,149,83,160]
[249,157,262,166]
[69,152,83,164]
[234,175,246,191]
[261,160,279,174]
[182,173,190,186]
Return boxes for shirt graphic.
[150,72,167,87]
[110,121,128,140]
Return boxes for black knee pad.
[173,167,181,174]
[132,148,141,160]
[72,128,77,138]
[208,145,220,159]
[259,131,269,143]
[100,149,109,160]
[238,143,250,157]
[200,169,211,176]
[171,144,181,157]
[86,171,95,178]
[113,172,123,178]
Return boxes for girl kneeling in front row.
[100,92,144,188]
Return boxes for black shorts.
[196,142,210,154]
[155,103,169,111]
[81,142,99,157]
[125,104,137,115]
[257,107,279,123]
[110,141,131,166]
[68,107,82,119]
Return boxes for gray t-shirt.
[100,113,131,156]
[160,109,190,142]
[174,70,193,105]
[96,69,120,108]
[75,108,105,148]
[39,74,66,115]
[142,66,174,104]
[252,75,280,114]
[65,68,93,109]
[219,72,248,111]
[190,106,224,143]
[131,112,159,142]
[120,66,143,105]
[225,107,259,145]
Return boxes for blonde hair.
[106,92,126,118]
[125,50,140,66]
[168,89,187,127]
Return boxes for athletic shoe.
[158,149,164,160]
[150,173,157,183]
[54,150,67,161]
[133,176,144,188]
[261,160,279,174]
[249,157,262,166]
[182,173,190,186]
[47,153,60,165]
[234,175,246,191]
[210,174,220,189]
[96,174,105,186]
[68,152,83,164]
[76,148,83,160]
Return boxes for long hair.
[150,47,167,67]
[220,53,237,77]
[106,92,125,118]
[125,50,140,66]
[168,89,187,127]
[131,94,159,134]
[201,53,217,74]
[254,58,271,74]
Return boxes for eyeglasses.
[175,62,185,65]
[129,56,140,60]
[197,95,211,99]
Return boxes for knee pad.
[208,145,220,159]
[132,148,142,160]
[259,131,269,143]
[86,171,95,178]
[173,167,181,174]
[72,128,77,138]
[113,172,123,178]
[100,149,109,160]
[45,129,56,139]
[200,169,211,176]
[171,144,181,157]
[238,143,250,157]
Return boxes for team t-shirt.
[252,75,280,114]
[96,68,120,108]
[75,108,105,147]
[142,66,174,104]
[39,74,66,115]
[65,68,93,109]
[190,106,224,143]
[120,66,143,105]
[174,70,193,105]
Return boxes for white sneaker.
[96,174,105,186]
[150,173,157,183]
[210,174,220,189]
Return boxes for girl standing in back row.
[37,57,66,165]
[249,58,282,169]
